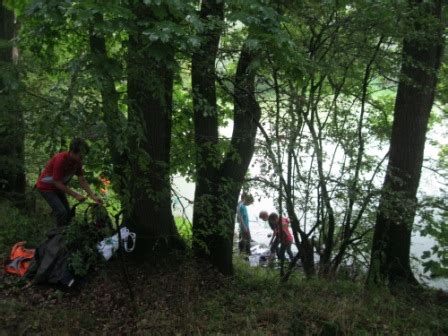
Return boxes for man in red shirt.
[36,137,102,227]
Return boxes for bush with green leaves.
[65,205,113,277]
[0,199,52,255]
[419,194,448,278]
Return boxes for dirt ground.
[1,255,229,335]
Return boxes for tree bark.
[191,0,224,258]
[211,42,261,274]
[0,1,25,203]
[127,3,183,257]
[303,86,336,275]
[191,1,262,272]
[367,0,443,287]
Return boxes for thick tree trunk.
[0,1,25,203]
[211,44,261,274]
[367,0,443,287]
[126,3,183,257]
[192,1,261,272]
[191,0,224,258]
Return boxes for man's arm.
[54,181,86,202]
[78,176,102,203]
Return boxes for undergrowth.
[0,199,52,255]
[1,202,448,335]
[1,253,447,335]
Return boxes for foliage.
[418,144,448,278]
[174,216,192,244]
[65,204,112,277]
[421,214,448,278]
[0,199,51,254]
[245,0,402,273]
[2,0,447,281]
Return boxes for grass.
[188,258,448,335]
[0,300,97,335]
[0,198,53,256]
[1,253,447,335]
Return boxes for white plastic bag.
[248,255,259,267]
[97,226,136,261]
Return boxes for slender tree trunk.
[286,201,316,277]
[88,14,127,196]
[127,3,183,257]
[256,111,316,277]
[367,0,443,287]
[0,1,25,203]
[304,107,336,274]
[330,38,383,274]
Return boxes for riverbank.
[1,255,448,335]
[172,175,448,291]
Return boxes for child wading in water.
[237,193,254,254]
[260,211,294,273]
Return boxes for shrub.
[0,200,52,255]
[65,204,113,277]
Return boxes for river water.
[171,119,448,290]
[172,175,448,291]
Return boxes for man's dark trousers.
[39,190,70,227]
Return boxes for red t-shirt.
[36,151,83,192]
[274,217,294,245]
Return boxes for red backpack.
[4,241,35,277]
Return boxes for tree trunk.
[88,14,127,196]
[191,0,224,258]
[127,3,183,257]
[303,103,336,275]
[192,3,262,272]
[256,111,316,278]
[285,200,316,277]
[211,43,261,274]
[0,1,25,203]
[367,0,443,287]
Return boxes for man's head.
[69,137,89,161]
[259,211,269,221]
[241,193,254,206]
[268,212,279,230]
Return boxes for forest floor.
[1,199,448,335]
[1,253,448,335]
